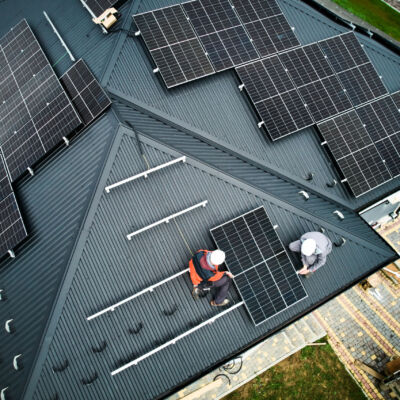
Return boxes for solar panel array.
[236,32,387,140]
[0,19,82,182]
[133,0,299,88]
[318,94,400,197]
[0,155,27,257]
[60,59,111,126]
[210,206,307,325]
[84,0,118,17]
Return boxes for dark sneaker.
[210,299,230,307]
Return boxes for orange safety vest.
[189,250,225,286]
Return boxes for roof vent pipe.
[304,172,314,181]
[5,319,15,333]
[326,179,337,188]
[1,388,8,400]
[13,354,22,370]
[334,237,346,247]
[298,191,309,200]
[333,210,345,220]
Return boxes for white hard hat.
[210,249,226,265]
[301,239,317,256]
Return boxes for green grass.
[224,338,366,400]
[330,0,400,41]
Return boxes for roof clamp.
[349,22,356,30]
[298,191,310,200]
[153,67,160,74]
[13,354,23,370]
[135,30,141,37]
[63,137,70,146]
[238,83,245,91]
[319,227,326,234]
[321,141,327,146]
[258,121,265,129]
[27,167,34,176]
[340,178,347,184]
[273,224,279,230]
[5,319,15,333]
[326,179,338,188]
[367,30,373,38]
[334,237,346,247]
[304,172,314,181]
[333,210,345,220]
[7,250,15,258]
[1,388,8,400]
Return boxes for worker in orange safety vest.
[189,249,234,306]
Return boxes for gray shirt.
[289,232,332,272]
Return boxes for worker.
[289,232,332,276]
[189,249,234,306]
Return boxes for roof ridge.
[108,88,355,210]
[125,128,394,258]
[21,118,121,400]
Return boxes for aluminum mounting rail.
[87,268,189,321]
[111,301,244,375]
[127,200,208,240]
[105,156,186,193]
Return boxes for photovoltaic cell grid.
[356,96,400,179]
[319,33,387,106]
[84,0,118,17]
[133,5,215,88]
[60,59,111,126]
[134,0,299,87]
[235,32,387,141]
[0,155,27,257]
[210,206,307,325]
[317,110,392,197]
[0,20,82,182]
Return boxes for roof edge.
[21,118,121,400]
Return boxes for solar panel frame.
[133,5,215,87]
[60,59,112,127]
[0,20,82,182]
[318,110,392,197]
[0,154,27,257]
[210,206,307,326]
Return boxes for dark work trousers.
[212,275,231,304]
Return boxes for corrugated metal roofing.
[106,0,400,210]
[0,0,399,398]
[0,114,118,400]
[28,127,394,400]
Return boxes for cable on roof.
[174,219,193,256]
[52,360,69,373]
[92,341,107,353]
[128,322,143,335]
[81,372,98,385]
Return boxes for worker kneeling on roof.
[189,249,234,307]
[289,232,332,277]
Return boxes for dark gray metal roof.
[0,113,118,400]
[0,0,399,399]
[29,126,395,400]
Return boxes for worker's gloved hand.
[298,266,309,275]
[225,271,234,279]
[192,286,200,300]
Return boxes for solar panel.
[0,155,27,257]
[337,63,387,106]
[356,96,400,178]
[83,0,118,18]
[60,59,111,126]
[236,55,314,139]
[230,0,299,57]
[210,206,307,325]
[318,35,356,73]
[0,20,82,182]
[133,5,215,87]
[183,0,258,72]
[392,91,400,109]
[318,110,392,197]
